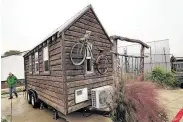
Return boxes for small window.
[86,43,93,74]
[43,46,49,72]
[35,52,39,73]
[29,55,32,73]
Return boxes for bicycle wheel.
[70,42,86,65]
[96,55,109,74]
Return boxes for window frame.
[34,52,39,74]
[85,42,94,74]
[43,45,50,74]
[29,55,32,74]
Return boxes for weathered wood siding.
[24,37,65,114]
[64,8,113,113]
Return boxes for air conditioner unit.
[75,88,88,104]
[91,85,113,109]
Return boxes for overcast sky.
[1,0,183,56]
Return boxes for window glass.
[43,46,49,72]
[43,47,48,61]
[35,52,39,73]
[86,43,93,73]
[29,55,32,73]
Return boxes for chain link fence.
[118,39,171,74]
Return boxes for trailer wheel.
[180,83,183,88]
[27,92,31,104]
[31,94,37,108]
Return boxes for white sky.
[1,0,183,56]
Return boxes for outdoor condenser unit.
[91,85,113,109]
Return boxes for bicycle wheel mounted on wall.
[96,55,109,74]
[70,43,86,66]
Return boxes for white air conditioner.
[91,85,113,109]
[75,88,88,104]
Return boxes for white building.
[1,52,27,81]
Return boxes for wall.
[63,8,113,113]
[1,55,24,81]
[25,37,66,114]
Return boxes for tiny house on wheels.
[23,5,113,116]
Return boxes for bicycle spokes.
[96,55,109,74]
[70,43,86,65]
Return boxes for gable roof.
[24,4,111,57]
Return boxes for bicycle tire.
[96,55,109,74]
[70,42,86,66]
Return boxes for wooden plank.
[68,100,91,113]
[68,94,75,101]
[50,59,62,66]
[64,31,110,44]
[38,95,65,114]
[73,21,104,36]
[77,18,103,31]
[51,71,63,77]
[64,35,111,46]
[66,70,85,76]
[27,83,63,101]
[67,76,113,88]
[27,78,63,89]
[49,38,60,46]
[68,26,108,39]
[81,15,99,24]
[28,86,64,111]
[68,80,113,94]
[27,81,63,93]
[85,11,96,19]
[68,96,91,107]
[49,47,61,56]
[27,75,63,82]
[50,53,61,61]
[64,58,112,65]
[27,84,64,105]
[66,65,84,70]
[66,72,113,82]
[50,65,62,71]
[49,41,61,51]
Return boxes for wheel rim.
[70,43,86,65]
[32,95,34,106]
[96,55,109,74]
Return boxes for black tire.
[70,43,86,65]
[96,55,109,74]
[27,92,31,104]
[180,83,183,88]
[31,94,38,108]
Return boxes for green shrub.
[1,118,8,122]
[147,66,178,88]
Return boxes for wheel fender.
[28,89,38,102]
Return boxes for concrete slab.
[1,93,111,122]
[1,89,183,122]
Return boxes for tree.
[4,50,21,56]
